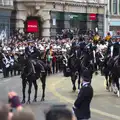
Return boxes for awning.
[110,21,120,26]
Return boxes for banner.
[26,20,39,32]
[89,14,96,20]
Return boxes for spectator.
[73,69,93,120]
[0,102,9,120]
[45,105,76,120]
[8,91,23,112]
[12,108,35,120]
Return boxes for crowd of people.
[0,30,73,78]
[0,29,116,120]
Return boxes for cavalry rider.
[25,40,45,73]
[110,38,120,59]
[93,32,100,44]
[105,32,112,41]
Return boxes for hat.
[28,40,34,43]
[81,69,91,82]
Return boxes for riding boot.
[31,63,36,74]
[39,63,45,73]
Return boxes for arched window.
[113,0,117,14]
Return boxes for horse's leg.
[27,80,32,104]
[78,72,81,90]
[109,74,113,92]
[105,73,109,90]
[41,75,46,101]
[33,80,38,102]
[10,67,13,76]
[111,75,117,94]
[115,77,120,97]
[71,72,76,92]
[21,79,27,103]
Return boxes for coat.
[73,83,93,120]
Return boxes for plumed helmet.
[3,47,7,51]
[7,47,11,51]
[15,48,19,52]
[19,47,23,50]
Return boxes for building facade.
[108,0,120,35]
[14,0,106,38]
[0,0,13,40]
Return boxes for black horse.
[100,55,112,91]
[69,46,94,92]
[108,56,120,96]
[21,57,48,104]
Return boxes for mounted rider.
[25,40,45,73]
[111,38,120,58]
[105,32,112,41]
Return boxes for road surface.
[0,73,120,120]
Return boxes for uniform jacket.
[73,83,93,119]
[113,42,120,57]
[25,46,40,59]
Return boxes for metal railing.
[0,0,13,6]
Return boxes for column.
[118,0,119,15]
[39,10,51,39]
[16,10,27,32]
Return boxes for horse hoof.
[26,100,31,104]
[21,100,26,104]
[33,99,37,102]
[41,98,45,101]
[106,86,109,90]
[117,91,120,97]
[73,87,76,92]
[95,72,98,75]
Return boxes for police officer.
[73,69,93,120]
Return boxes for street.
[0,73,120,120]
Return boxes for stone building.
[107,0,120,35]
[14,0,106,38]
[0,0,13,39]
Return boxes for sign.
[89,14,96,20]
[26,20,39,32]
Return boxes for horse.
[21,56,48,104]
[100,55,112,91]
[69,46,94,92]
[108,55,120,97]
[68,49,81,91]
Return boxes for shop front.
[0,9,11,40]
[109,19,120,35]
[24,16,43,38]
[50,11,104,37]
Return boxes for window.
[113,0,117,14]
[119,0,120,13]
[109,0,112,13]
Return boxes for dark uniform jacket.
[73,83,93,120]
[113,42,120,57]
[25,46,40,59]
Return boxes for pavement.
[0,73,120,120]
